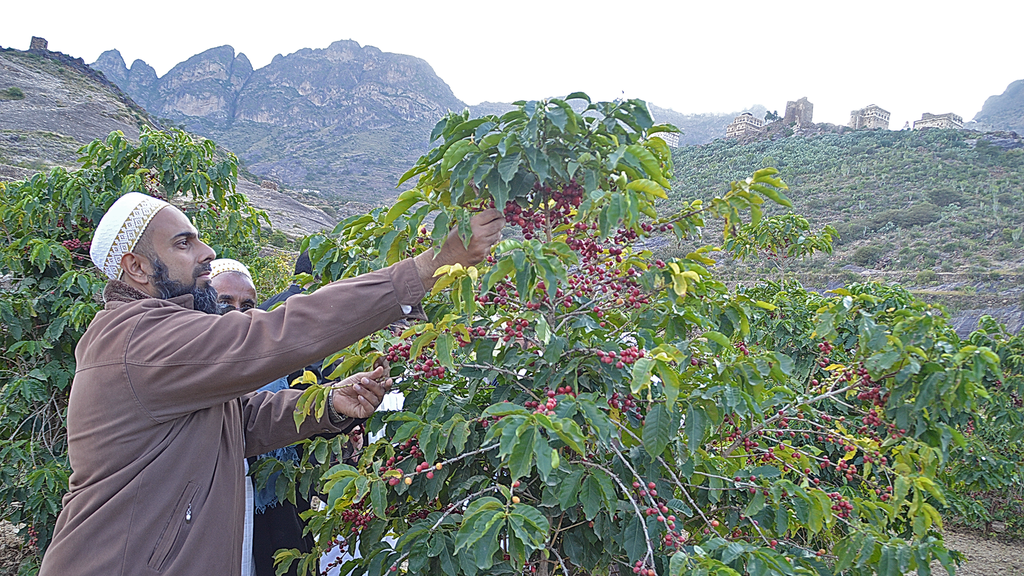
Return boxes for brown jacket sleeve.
[240,389,350,458]
[123,258,424,423]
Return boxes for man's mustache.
[194,263,212,279]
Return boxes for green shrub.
[1,86,25,100]
[915,270,938,284]
[852,245,885,266]
[269,230,288,248]
[927,187,963,207]
[872,203,940,229]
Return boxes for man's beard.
[149,258,219,315]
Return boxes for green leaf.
[483,256,516,291]
[454,497,503,553]
[559,469,584,509]
[866,349,901,373]
[536,314,551,345]
[704,331,731,348]
[409,330,438,363]
[669,551,689,576]
[509,503,550,549]
[626,178,668,199]
[657,362,682,409]
[622,515,647,564]
[580,475,603,520]
[631,357,655,394]
[498,152,521,183]
[509,424,536,480]
[533,433,555,482]
[384,194,419,226]
[684,405,707,454]
[370,480,387,519]
[772,352,794,376]
[643,403,673,457]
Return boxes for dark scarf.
[102,279,195,309]
[102,279,154,304]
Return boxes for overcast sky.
[3,0,1021,130]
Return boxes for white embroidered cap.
[210,258,253,282]
[90,192,170,280]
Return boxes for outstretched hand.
[331,364,393,420]
[415,208,505,289]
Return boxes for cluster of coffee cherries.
[734,341,750,356]
[499,181,585,241]
[384,341,415,364]
[454,325,489,348]
[60,238,91,252]
[632,561,657,576]
[402,499,454,524]
[60,237,93,260]
[596,346,645,369]
[501,317,531,343]
[825,491,855,519]
[524,387,572,414]
[476,279,517,307]
[612,392,647,424]
[606,392,636,411]
[413,460,442,480]
[384,341,446,380]
[338,498,373,533]
[378,438,424,486]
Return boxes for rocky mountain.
[973,78,1024,134]
[0,45,333,237]
[91,41,466,201]
[0,47,148,181]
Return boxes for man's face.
[135,206,218,313]
[210,272,258,313]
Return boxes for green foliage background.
[665,129,1024,277]
[0,128,276,573]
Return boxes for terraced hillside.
[664,128,1024,331]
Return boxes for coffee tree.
[278,95,995,576]
[0,127,270,573]
[939,317,1024,536]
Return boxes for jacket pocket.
[148,480,200,571]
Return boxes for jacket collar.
[102,279,195,310]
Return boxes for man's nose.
[197,239,216,264]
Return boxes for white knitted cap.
[210,258,253,282]
[89,192,170,280]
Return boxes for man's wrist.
[326,390,346,426]
[414,250,441,290]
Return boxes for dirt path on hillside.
[936,528,1024,575]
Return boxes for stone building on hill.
[725,113,764,139]
[783,97,813,126]
[29,37,48,51]
[849,104,890,130]
[914,112,963,130]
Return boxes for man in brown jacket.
[39,193,504,575]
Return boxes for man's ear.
[120,252,152,286]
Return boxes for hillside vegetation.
[665,129,1023,274]
[659,129,1024,330]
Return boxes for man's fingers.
[355,378,385,405]
[471,208,504,226]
